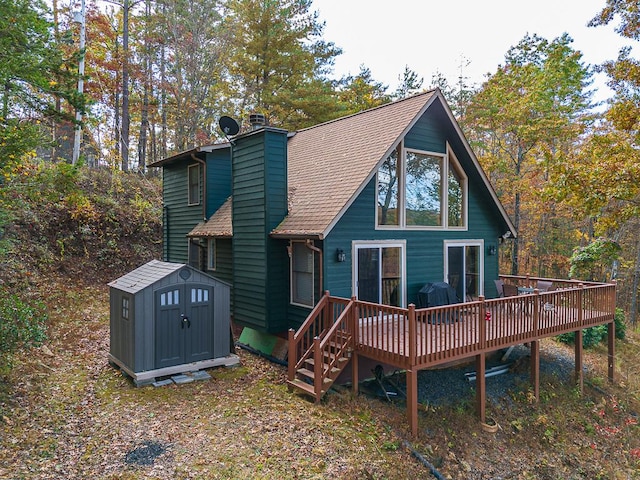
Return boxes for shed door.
[155,284,214,369]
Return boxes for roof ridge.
[293,89,439,134]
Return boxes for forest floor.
[1,277,640,479]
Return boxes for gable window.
[188,164,200,205]
[291,241,315,307]
[207,239,216,271]
[377,142,467,229]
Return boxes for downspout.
[190,153,207,221]
[305,239,323,300]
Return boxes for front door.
[354,243,404,307]
[155,284,214,369]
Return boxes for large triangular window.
[377,142,466,229]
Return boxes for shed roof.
[108,260,184,294]
[188,197,233,238]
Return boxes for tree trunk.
[511,144,524,276]
[630,237,640,325]
[121,0,130,172]
[159,0,167,160]
[137,0,151,172]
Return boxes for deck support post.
[575,330,583,394]
[530,339,540,401]
[406,368,418,437]
[475,353,486,423]
[608,321,615,382]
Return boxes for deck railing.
[350,279,616,370]
[289,279,616,388]
[288,292,350,382]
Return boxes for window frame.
[207,238,216,271]
[188,163,201,206]
[122,296,130,320]
[376,142,467,231]
[352,240,406,307]
[290,241,316,308]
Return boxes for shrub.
[0,290,47,366]
[557,325,607,348]
[556,308,625,347]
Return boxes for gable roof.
[187,89,516,240]
[273,90,439,238]
[108,259,185,294]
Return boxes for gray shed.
[108,260,238,385]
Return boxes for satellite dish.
[219,116,240,136]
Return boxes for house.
[150,89,516,336]
[150,89,616,436]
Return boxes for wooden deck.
[288,277,617,437]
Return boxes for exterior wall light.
[336,249,346,262]
[487,245,497,256]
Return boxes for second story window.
[377,143,467,229]
[188,164,200,205]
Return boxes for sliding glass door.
[445,241,483,301]
[354,242,404,307]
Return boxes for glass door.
[446,242,482,301]
[355,243,404,307]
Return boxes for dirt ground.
[1,281,639,479]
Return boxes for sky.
[312,0,635,105]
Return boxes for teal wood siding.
[324,106,504,304]
[205,150,232,217]
[232,129,289,333]
[163,163,204,263]
[210,238,234,309]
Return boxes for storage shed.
[108,260,238,385]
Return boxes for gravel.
[363,341,584,407]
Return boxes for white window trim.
[290,241,315,308]
[443,239,484,298]
[375,143,468,231]
[187,163,201,206]
[351,240,406,307]
[207,238,216,271]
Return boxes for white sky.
[312,0,635,105]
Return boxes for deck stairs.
[287,294,355,402]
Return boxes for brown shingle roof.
[187,197,233,238]
[272,90,437,238]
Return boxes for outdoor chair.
[537,280,553,292]
[494,279,505,298]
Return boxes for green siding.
[205,150,232,217]
[232,129,289,333]
[324,106,505,305]
[163,164,204,263]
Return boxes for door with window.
[445,242,482,302]
[354,243,404,307]
[155,284,214,369]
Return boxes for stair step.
[297,368,335,383]
[287,378,325,397]
[305,358,348,370]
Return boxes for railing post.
[578,283,584,327]
[351,297,359,395]
[287,328,295,382]
[408,304,416,366]
[533,289,539,337]
[478,295,486,350]
[313,336,322,402]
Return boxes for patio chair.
[494,279,505,298]
[537,280,553,292]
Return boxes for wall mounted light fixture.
[336,248,346,262]
[487,245,497,256]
